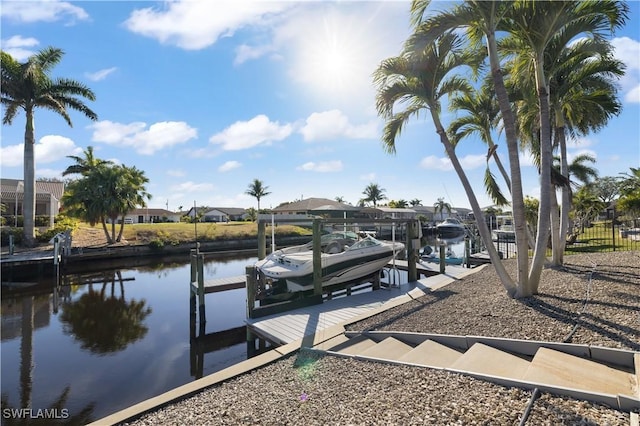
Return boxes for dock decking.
[246,264,478,345]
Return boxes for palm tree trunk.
[116,217,125,242]
[100,218,113,244]
[558,125,570,264]
[23,108,36,246]
[486,31,530,294]
[490,144,512,192]
[528,62,553,295]
[550,185,561,265]
[433,111,517,297]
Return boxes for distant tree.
[389,199,408,208]
[245,179,271,214]
[334,196,346,203]
[409,198,422,207]
[63,146,112,177]
[433,197,451,220]
[1,47,97,245]
[591,176,620,204]
[362,183,387,207]
[245,207,257,222]
[617,167,640,219]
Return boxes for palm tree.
[361,183,387,207]
[62,146,112,177]
[245,179,270,214]
[409,198,422,206]
[503,0,627,283]
[407,1,531,294]
[374,31,517,296]
[1,47,97,246]
[433,197,452,221]
[448,83,511,205]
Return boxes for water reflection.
[1,254,259,421]
[59,271,152,354]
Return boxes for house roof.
[129,208,179,216]
[273,198,347,212]
[204,207,247,215]
[1,178,65,201]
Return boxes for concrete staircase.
[314,331,640,412]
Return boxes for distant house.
[273,198,355,217]
[0,178,64,227]
[202,207,248,222]
[123,208,182,224]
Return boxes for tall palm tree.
[375,31,517,296]
[62,145,112,177]
[433,197,452,221]
[361,183,387,207]
[245,179,270,214]
[509,0,626,283]
[408,0,531,293]
[1,47,97,246]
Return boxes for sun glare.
[292,11,372,99]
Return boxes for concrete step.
[449,343,531,379]
[358,337,414,360]
[313,334,350,351]
[397,339,463,368]
[523,347,636,397]
[329,335,378,355]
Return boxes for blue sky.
[1,1,639,212]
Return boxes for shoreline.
[111,251,639,425]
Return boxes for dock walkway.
[246,264,480,345]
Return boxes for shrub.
[149,239,165,250]
[1,228,23,246]
[35,215,79,243]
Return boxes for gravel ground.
[126,251,639,425]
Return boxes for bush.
[1,228,23,246]
[36,215,79,243]
[149,239,165,250]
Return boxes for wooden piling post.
[407,219,418,282]
[258,220,266,260]
[312,219,322,296]
[246,265,256,319]
[439,243,446,274]
[197,253,206,327]
[464,236,471,268]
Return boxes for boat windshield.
[346,236,382,251]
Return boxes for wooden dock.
[191,275,246,294]
[246,264,476,345]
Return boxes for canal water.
[0,235,469,423]
[1,254,258,422]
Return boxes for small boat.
[420,246,464,265]
[436,218,466,238]
[255,232,404,293]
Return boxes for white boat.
[255,232,404,293]
[436,218,466,237]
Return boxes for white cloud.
[299,110,378,141]
[209,115,292,150]
[612,36,640,104]
[85,67,117,82]
[169,181,215,193]
[167,169,186,177]
[0,1,89,23]
[1,35,39,61]
[218,160,242,172]
[419,154,486,171]
[234,43,275,66]
[565,136,593,149]
[90,120,197,155]
[124,1,291,50]
[296,160,343,172]
[0,135,80,167]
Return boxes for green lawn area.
[565,221,639,253]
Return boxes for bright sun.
[292,12,372,99]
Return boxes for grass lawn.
[565,221,639,253]
[73,221,312,246]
